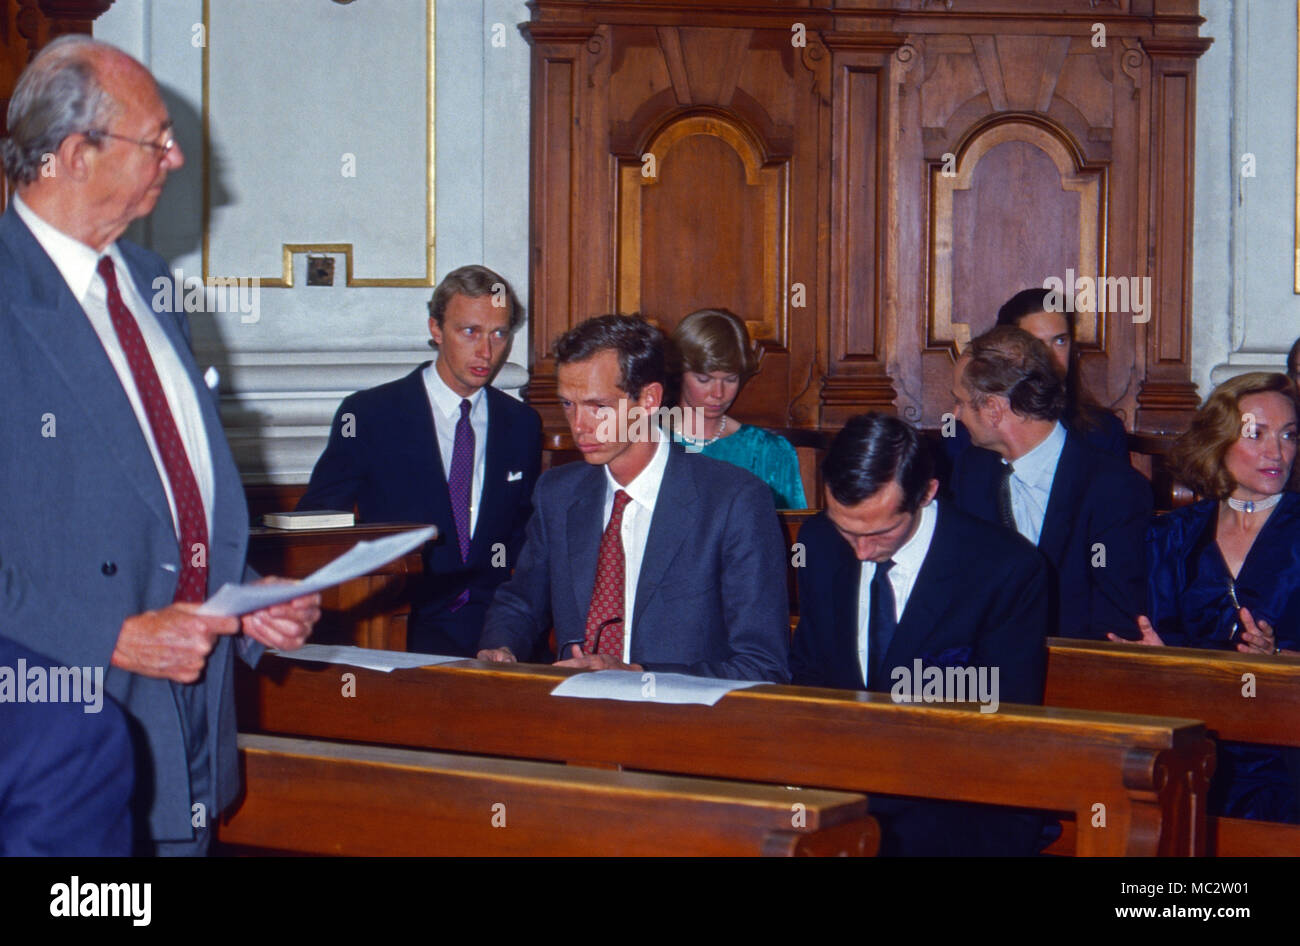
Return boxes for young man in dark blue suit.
[477,315,789,681]
[791,413,1051,855]
[949,326,1152,641]
[300,266,542,657]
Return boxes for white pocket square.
[507,470,524,482]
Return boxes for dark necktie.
[583,490,632,657]
[867,559,897,689]
[447,398,474,611]
[97,256,209,603]
[997,461,1017,533]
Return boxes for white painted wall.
[1193,0,1300,396]
[95,0,532,483]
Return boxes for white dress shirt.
[1007,421,1067,546]
[14,195,214,541]
[601,434,672,664]
[422,362,489,538]
[857,498,939,685]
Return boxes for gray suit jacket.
[0,205,255,843]
[479,444,790,682]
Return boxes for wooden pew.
[219,733,879,856]
[246,522,427,651]
[1045,638,1300,856]
[236,655,1213,856]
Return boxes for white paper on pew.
[268,643,462,673]
[550,669,763,706]
[197,526,436,616]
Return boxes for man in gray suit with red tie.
[476,315,789,681]
[0,37,319,854]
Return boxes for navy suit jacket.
[299,365,541,656]
[479,444,790,681]
[0,635,134,855]
[949,431,1152,640]
[941,411,1129,467]
[791,501,1051,855]
[791,501,1049,704]
[0,205,256,844]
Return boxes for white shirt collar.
[1009,421,1067,490]
[892,496,939,576]
[604,433,671,511]
[424,359,486,420]
[13,193,109,302]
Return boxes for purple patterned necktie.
[97,257,209,603]
[447,398,474,611]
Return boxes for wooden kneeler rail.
[236,656,1214,856]
[219,733,879,856]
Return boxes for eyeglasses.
[83,125,177,158]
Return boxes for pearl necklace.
[680,415,728,448]
[1226,493,1283,514]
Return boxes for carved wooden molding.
[616,111,786,344]
[929,113,1107,355]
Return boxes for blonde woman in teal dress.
[669,309,807,509]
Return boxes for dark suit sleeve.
[506,410,543,566]
[0,694,134,855]
[790,523,829,688]
[1083,470,1153,640]
[477,475,553,658]
[298,396,366,512]
[973,549,1051,707]
[641,477,791,683]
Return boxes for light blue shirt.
[1007,421,1067,546]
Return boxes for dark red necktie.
[582,490,632,657]
[97,256,209,603]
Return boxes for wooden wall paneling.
[524,2,1209,437]
[1135,37,1214,434]
[525,7,833,430]
[821,32,904,427]
[521,22,595,428]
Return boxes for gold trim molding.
[929,115,1107,355]
[200,0,435,288]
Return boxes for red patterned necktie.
[97,256,209,603]
[582,489,632,657]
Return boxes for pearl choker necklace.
[680,415,728,448]
[1226,493,1283,514]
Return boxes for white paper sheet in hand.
[197,526,436,616]
[269,643,462,673]
[550,669,763,706]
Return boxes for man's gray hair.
[1,35,120,185]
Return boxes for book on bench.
[262,510,356,530]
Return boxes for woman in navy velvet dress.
[1109,372,1300,822]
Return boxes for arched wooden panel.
[617,113,786,347]
[930,117,1105,354]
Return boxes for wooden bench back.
[220,733,878,856]
[236,655,1212,856]
[1045,638,1300,855]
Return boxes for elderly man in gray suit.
[0,37,319,854]
[477,315,790,681]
